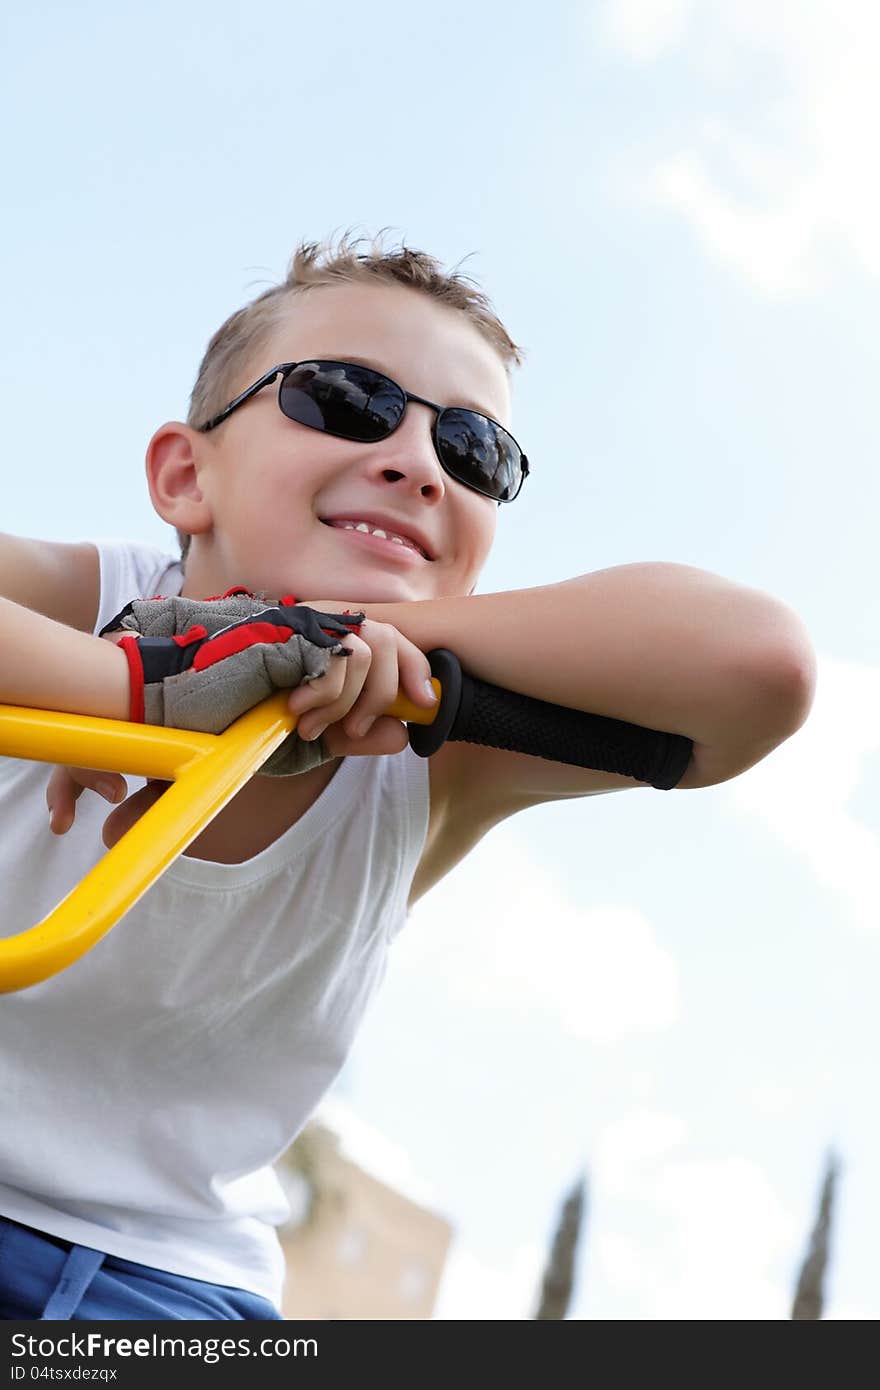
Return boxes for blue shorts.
[0,1217,283,1320]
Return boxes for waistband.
[0,1216,282,1320]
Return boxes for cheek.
[443,498,495,585]
[466,497,497,558]
[243,448,322,512]
[275,438,354,500]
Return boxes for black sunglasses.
[198,359,529,503]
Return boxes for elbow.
[753,617,818,739]
[679,621,817,791]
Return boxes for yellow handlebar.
[0,681,440,994]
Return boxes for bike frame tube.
[0,683,439,993]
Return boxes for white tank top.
[0,538,430,1303]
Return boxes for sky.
[3,0,879,1319]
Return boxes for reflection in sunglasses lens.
[439,409,520,501]
[281,363,404,440]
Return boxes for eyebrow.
[323,353,495,417]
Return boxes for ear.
[145,422,215,539]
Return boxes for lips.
[319,514,435,560]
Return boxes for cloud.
[595,1107,688,1186]
[602,0,692,61]
[426,1106,873,1320]
[725,652,880,932]
[825,1303,879,1321]
[433,1238,545,1320]
[647,1157,795,1317]
[397,822,679,1044]
[749,1079,798,1117]
[311,1094,442,1210]
[592,1109,796,1318]
[600,0,880,292]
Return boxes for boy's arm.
[0,533,101,632]
[355,562,816,808]
[0,596,130,719]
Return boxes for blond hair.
[176,227,526,563]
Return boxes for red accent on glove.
[204,586,258,601]
[118,636,146,723]
[191,620,295,672]
[172,624,209,648]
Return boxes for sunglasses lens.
[437,409,523,502]
[278,362,403,441]
[276,362,524,502]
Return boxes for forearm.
[363,562,816,750]
[0,596,130,719]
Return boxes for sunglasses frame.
[198,359,529,503]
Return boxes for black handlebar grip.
[407,649,693,791]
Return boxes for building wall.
[279,1125,453,1320]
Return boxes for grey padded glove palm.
[98,586,365,776]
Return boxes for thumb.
[101,779,171,850]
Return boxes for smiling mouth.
[319,518,431,560]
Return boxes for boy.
[0,231,816,1319]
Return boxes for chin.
[354,578,424,604]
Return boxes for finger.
[47,765,80,835]
[341,644,402,740]
[47,766,128,835]
[287,638,366,721]
[395,636,440,709]
[48,765,127,805]
[101,779,170,850]
[343,628,438,739]
[295,634,373,740]
[322,716,409,759]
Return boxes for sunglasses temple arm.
[407,649,693,791]
[201,367,284,432]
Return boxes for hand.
[45,609,437,844]
[47,763,171,850]
[286,604,438,755]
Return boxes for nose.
[371,401,446,502]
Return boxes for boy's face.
[168,281,513,604]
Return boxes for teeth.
[329,519,425,556]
